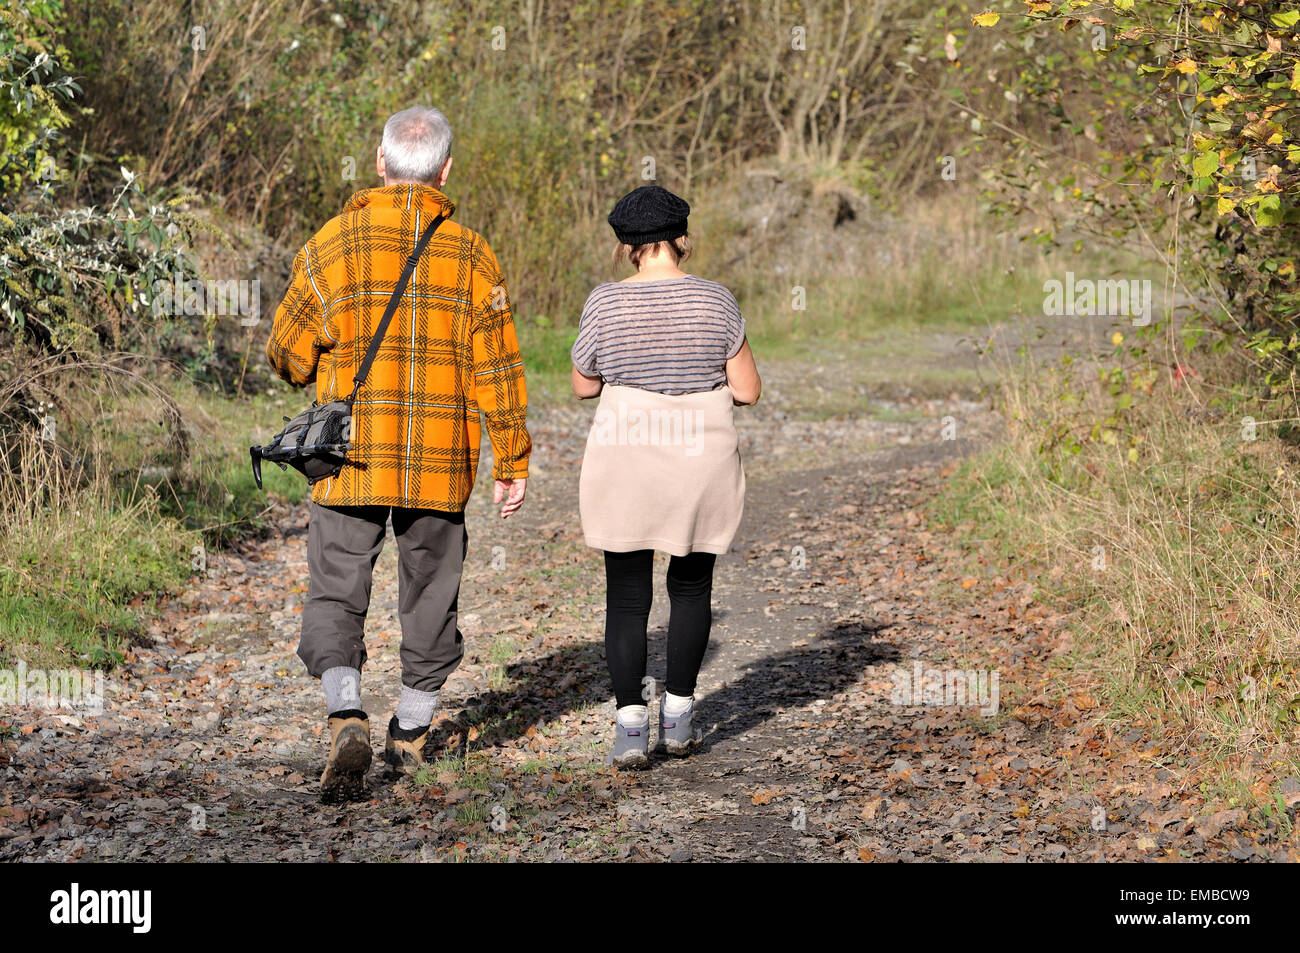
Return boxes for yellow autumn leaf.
[1217,196,1237,216]
[1175,58,1198,74]
[973,10,1000,27]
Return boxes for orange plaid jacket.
[266,185,531,511]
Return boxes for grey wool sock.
[396,686,439,731]
[322,666,363,715]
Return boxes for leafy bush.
[1,1,203,373]
[0,0,79,197]
[971,1,1300,381]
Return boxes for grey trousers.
[298,502,467,694]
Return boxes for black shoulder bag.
[250,212,448,489]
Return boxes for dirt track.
[1,352,1285,862]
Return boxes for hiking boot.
[383,716,430,773]
[320,709,371,803]
[610,712,650,770]
[658,696,696,756]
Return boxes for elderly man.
[267,106,530,802]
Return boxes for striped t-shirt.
[570,275,746,395]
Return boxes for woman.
[571,184,761,769]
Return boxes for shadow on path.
[691,620,899,755]
[414,619,897,761]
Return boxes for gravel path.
[1,354,1288,862]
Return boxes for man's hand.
[493,478,527,519]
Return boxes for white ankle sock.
[396,686,439,731]
[322,666,362,715]
[663,692,693,716]
[616,704,649,726]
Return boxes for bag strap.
[347,211,449,404]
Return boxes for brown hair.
[613,235,693,271]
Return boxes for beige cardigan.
[579,384,745,556]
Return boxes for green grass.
[486,635,517,665]
[0,481,195,669]
[517,322,577,400]
[454,799,492,825]
[518,323,578,377]
[0,588,131,670]
[124,385,310,546]
[741,270,1032,352]
[0,377,313,670]
[409,763,439,787]
[929,449,1038,561]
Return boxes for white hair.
[381,106,452,184]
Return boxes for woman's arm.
[571,293,603,399]
[571,366,604,399]
[725,337,761,405]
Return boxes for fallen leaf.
[1194,808,1246,840]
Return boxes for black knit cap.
[607,185,690,246]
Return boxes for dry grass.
[939,337,1300,780]
[711,183,1060,341]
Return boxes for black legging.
[604,549,716,709]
